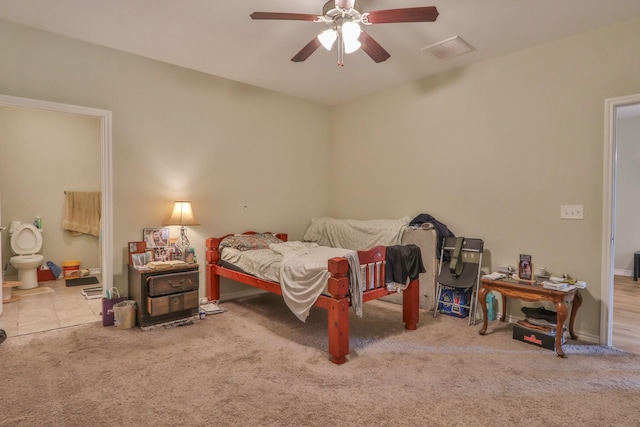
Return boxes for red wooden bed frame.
[205,232,419,364]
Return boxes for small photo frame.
[519,254,533,281]
[153,247,169,262]
[184,247,196,264]
[169,243,182,261]
[143,227,170,249]
[128,241,146,265]
[132,252,151,267]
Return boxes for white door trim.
[0,94,113,292]
[601,92,640,345]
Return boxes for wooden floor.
[613,275,640,354]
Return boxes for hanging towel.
[62,191,101,237]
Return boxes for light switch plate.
[561,204,584,219]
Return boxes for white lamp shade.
[165,201,199,226]
[318,28,337,50]
[344,38,361,54]
[342,22,361,53]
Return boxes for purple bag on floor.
[102,288,126,327]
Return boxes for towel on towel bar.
[62,191,101,237]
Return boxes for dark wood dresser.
[128,263,200,327]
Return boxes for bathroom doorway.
[0,94,112,330]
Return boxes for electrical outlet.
[560,204,584,220]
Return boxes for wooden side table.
[478,278,582,358]
[2,281,23,304]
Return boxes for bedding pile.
[220,234,364,322]
[302,216,411,250]
[270,242,362,322]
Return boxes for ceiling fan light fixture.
[342,21,361,53]
[344,38,361,54]
[251,3,439,65]
[318,28,337,50]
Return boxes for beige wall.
[330,17,640,338]
[0,19,332,295]
[0,106,101,275]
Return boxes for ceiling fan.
[250,0,439,66]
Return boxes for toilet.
[9,224,44,290]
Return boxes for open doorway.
[602,93,640,352]
[0,94,112,328]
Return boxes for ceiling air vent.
[422,36,475,59]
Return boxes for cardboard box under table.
[513,323,567,351]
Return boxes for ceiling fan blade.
[250,12,320,21]
[291,38,322,62]
[359,31,391,63]
[365,6,439,24]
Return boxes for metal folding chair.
[433,236,484,326]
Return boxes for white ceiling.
[2,0,640,106]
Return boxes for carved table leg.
[554,300,569,358]
[478,286,488,335]
[500,294,507,322]
[568,291,582,340]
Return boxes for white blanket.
[270,242,362,322]
[221,242,364,322]
[302,216,410,250]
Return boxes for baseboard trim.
[614,269,632,277]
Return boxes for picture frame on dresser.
[143,227,170,249]
[151,247,170,262]
[132,252,150,267]
[128,241,147,265]
[183,247,196,263]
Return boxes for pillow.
[219,233,284,251]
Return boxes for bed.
[205,232,420,364]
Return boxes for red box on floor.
[37,269,56,282]
[512,324,566,351]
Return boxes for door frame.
[0,94,113,291]
[601,92,640,345]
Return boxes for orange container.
[62,260,81,278]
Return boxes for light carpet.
[1,292,640,427]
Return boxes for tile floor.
[0,279,102,337]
